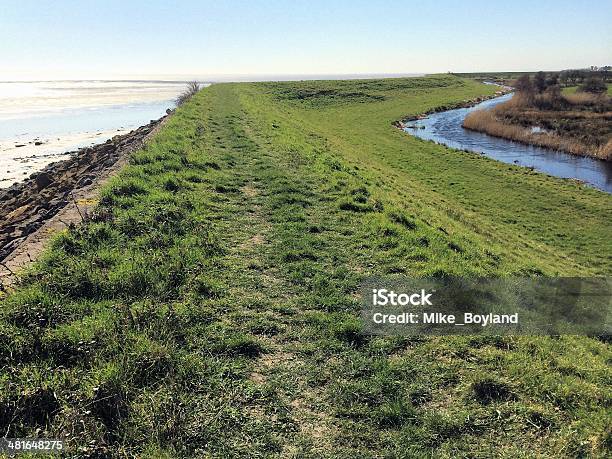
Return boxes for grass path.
[1,76,610,458]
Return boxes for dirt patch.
[240,183,259,198]
[250,234,265,245]
[249,372,266,384]
[260,350,294,366]
[239,233,267,252]
[289,392,333,441]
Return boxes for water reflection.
[404,94,612,193]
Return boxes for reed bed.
[463,99,611,161]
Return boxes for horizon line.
[2,67,606,84]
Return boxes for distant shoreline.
[0,81,185,187]
[0,73,425,84]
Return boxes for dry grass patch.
[463,91,612,160]
[464,106,611,160]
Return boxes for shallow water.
[0,81,196,187]
[403,94,612,193]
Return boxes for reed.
[463,93,612,161]
[463,107,611,160]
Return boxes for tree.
[560,69,586,85]
[579,77,607,94]
[514,75,535,105]
[534,72,547,93]
[545,84,562,99]
[543,85,565,109]
[515,75,534,94]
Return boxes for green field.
[452,71,533,83]
[562,84,612,96]
[1,75,610,458]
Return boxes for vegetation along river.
[404,93,612,193]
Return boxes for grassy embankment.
[1,75,611,458]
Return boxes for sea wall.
[0,116,167,261]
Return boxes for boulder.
[35,172,53,190]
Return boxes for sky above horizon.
[2,0,611,81]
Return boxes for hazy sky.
[2,0,610,80]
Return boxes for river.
[403,93,612,193]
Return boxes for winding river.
[403,94,612,193]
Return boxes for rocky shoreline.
[0,115,168,263]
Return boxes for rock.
[5,204,31,221]
[48,197,67,209]
[35,172,53,190]
[15,221,29,232]
[1,238,23,254]
[0,116,166,263]
[2,197,16,208]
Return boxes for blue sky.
[2,0,610,80]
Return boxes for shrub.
[175,81,201,106]
[514,75,534,95]
[578,77,607,95]
[533,71,547,93]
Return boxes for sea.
[0,80,196,188]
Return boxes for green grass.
[562,84,612,95]
[1,75,610,458]
[452,71,534,83]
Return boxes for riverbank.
[463,93,612,161]
[402,92,612,193]
[0,114,169,275]
[393,85,512,128]
[0,75,610,457]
